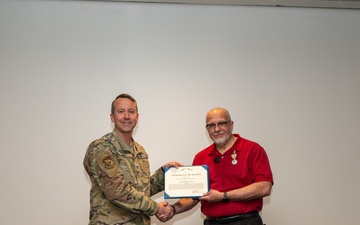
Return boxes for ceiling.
[98,0,360,9]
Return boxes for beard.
[212,133,231,146]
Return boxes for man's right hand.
[156,201,174,222]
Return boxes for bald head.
[205,107,234,148]
[206,107,231,123]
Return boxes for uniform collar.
[112,130,134,154]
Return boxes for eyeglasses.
[205,121,230,130]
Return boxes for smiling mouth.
[213,132,225,136]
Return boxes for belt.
[206,211,259,224]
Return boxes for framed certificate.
[164,165,209,199]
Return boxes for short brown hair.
[111,93,138,114]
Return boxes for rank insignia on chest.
[102,156,115,169]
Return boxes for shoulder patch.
[102,156,115,169]
[96,150,119,178]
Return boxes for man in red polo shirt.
[158,107,273,225]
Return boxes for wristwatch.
[222,192,229,203]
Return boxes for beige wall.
[1,1,360,225]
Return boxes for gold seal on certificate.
[164,165,209,199]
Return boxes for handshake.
[155,201,176,223]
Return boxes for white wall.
[1,1,359,225]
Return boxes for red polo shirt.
[192,134,273,217]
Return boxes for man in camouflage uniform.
[84,93,182,225]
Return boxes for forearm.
[103,176,158,215]
[150,167,165,196]
[228,181,272,201]
[172,198,199,214]
[151,161,184,195]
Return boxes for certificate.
[164,165,209,199]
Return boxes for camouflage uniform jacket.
[83,130,165,225]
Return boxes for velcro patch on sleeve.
[96,151,119,178]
